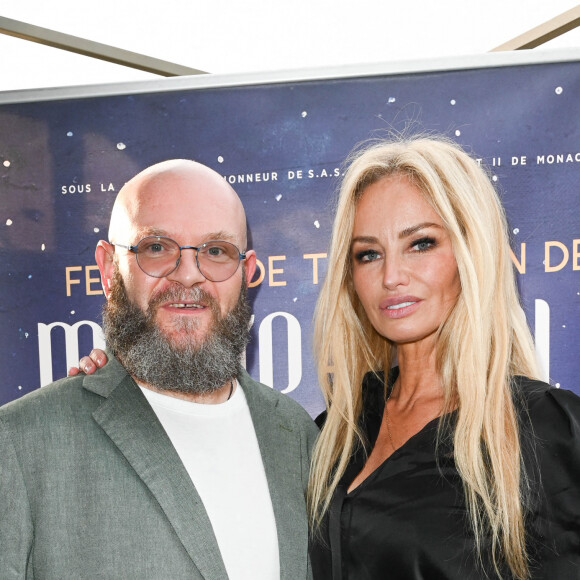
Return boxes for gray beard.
[102,268,252,396]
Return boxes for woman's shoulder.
[514,377,580,488]
[514,377,580,569]
[513,375,580,437]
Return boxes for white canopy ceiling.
[1,0,580,92]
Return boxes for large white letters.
[534,299,550,383]
[38,321,105,386]
[35,301,552,393]
[258,312,302,393]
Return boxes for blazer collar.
[83,352,228,580]
[238,369,310,580]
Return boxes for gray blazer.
[0,354,319,580]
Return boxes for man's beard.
[102,268,252,396]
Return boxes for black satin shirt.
[310,372,580,579]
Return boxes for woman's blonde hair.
[308,135,539,579]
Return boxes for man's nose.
[166,249,206,287]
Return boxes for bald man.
[0,160,318,580]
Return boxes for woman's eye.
[411,237,436,252]
[354,249,380,263]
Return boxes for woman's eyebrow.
[399,222,442,239]
[351,235,379,245]
[351,223,442,246]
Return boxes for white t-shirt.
[139,382,280,580]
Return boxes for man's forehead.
[109,160,248,246]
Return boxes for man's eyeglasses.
[113,236,246,282]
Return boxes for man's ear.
[243,249,257,288]
[95,241,115,298]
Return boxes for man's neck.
[137,378,236,404]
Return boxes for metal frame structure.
[0,48,580,105]
[0,15,206,76]
[1,45,580,106]
[492,4,580,51]
[1,6,580,82]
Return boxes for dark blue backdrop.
[1,53,579,415]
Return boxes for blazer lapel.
[84,356,228,580]
[239,370,310,580]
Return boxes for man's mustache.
[147,285,219,315]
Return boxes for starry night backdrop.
[0,55,579,415]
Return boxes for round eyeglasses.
[113,236,246,282]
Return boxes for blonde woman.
[308,136,580,579]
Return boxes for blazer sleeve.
[304,411,321,491]
[0,416,34,579]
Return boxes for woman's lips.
[379,296,421,318]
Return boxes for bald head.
[109,159,248,250]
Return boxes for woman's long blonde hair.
[308,136,539,579]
